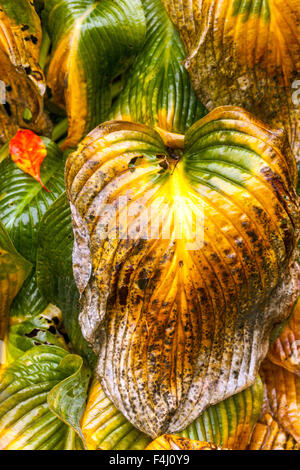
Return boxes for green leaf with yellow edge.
[111,0,206,134]
[44,0,146,149]
[163,0,300,161]
[36,192,97,368]
[146,435,220,450]
[0,137,65,263]
[81,379,151,450]
[0,0,50,144]
[178,377,263,449]
[7,303,69,362]
[0,345,89,450]
[0,221,31,345]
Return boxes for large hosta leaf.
[162,0,300,161]
[44,0,146,149]
[65,107,299,437]
[0,137,65,262]
[0,0,50,144]
[0,345,89,449]
[146,435,220,450]
[178,377,263,449]
[111,0,206,134]
[268,297,300,375]
[0,221,31,344]
[36,192,96,367]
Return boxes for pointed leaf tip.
[9,129,49,191]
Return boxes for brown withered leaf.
[0,0,50,144]
[248,413,300,450]
[65,108,300,437]
[260,358,300,443]
[268,297,300,375]
[0,221,31,349]
[162,0,300,161]
[146,434,221,450]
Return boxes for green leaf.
[81,379,151,450]
[0,138,65,263]
[36,193,96,367]
[111,0,207,134]
[7,304,69,361]
[48,353,91,441]
[0,345,89,450]
[0,221,31,343]
[44,0,146,149]
[10,271,48,322]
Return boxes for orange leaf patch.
[9,129,49,191]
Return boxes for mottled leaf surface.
[163,0,300,160]
[66,108,299,437]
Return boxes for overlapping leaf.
[36,192,96,367]
[81,379,151,450]
[111,0,206,134]
[0,345,89,450]
[0,0,50,144]
[146,435,220,450]
[65,107,299,437]
[10,271,47,322]
[7,304,69,361]
[81,377,262,450]
[44,0,146,149]
[0,137,64,262]
[249,412,300,450]
[268,297,300,375]
[162,0,300,161]
[0,221,31,346]
[260,358,300,443]
[178,377,263,449]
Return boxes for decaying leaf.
[65,107,300,437]
[44,0,146,149]
[249,412,300,450]
[268,297,300,375]
[260,358,300,443]
[111,0,206,134]
[162,0,300,161]
[0,0,50,144]
[9,129,48,190]
[0,221,31,345]
[146,434,220,450]
[7,303,69,362]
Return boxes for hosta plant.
[0,0,299,452]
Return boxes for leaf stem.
[39,28,51,71]
[51,118,68,143]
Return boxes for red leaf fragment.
[9,129,49,191]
